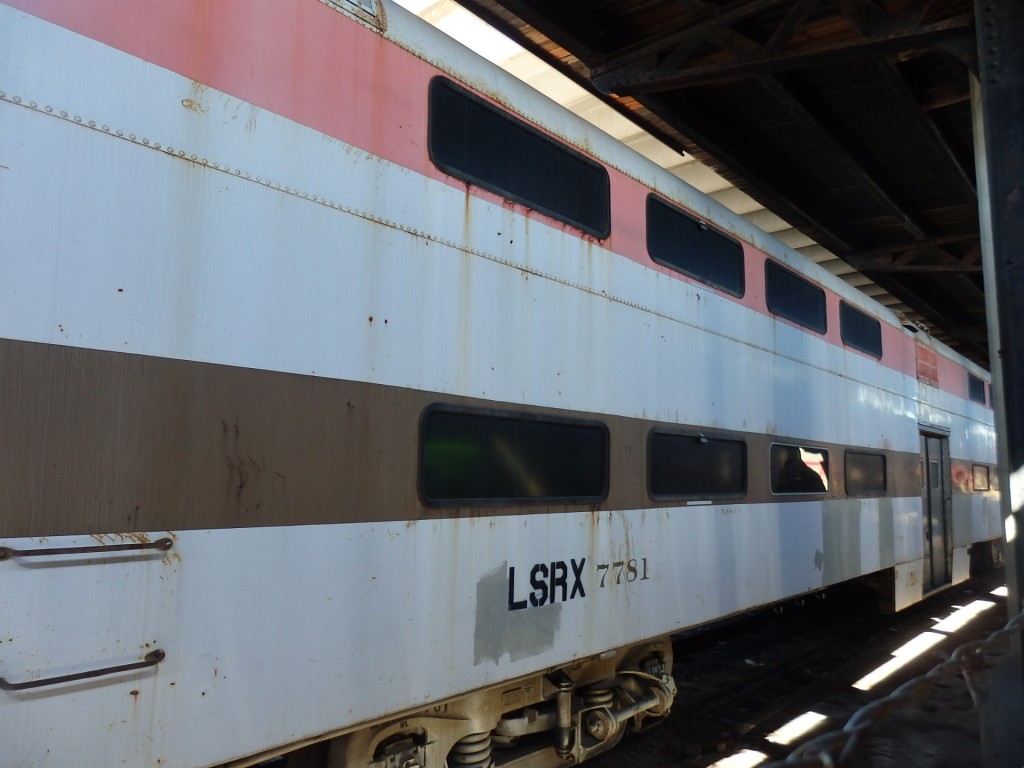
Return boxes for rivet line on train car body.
[0,105,732,361]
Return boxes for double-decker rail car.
[0,0,1001,766]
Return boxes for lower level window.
[648,430,746,499]
[419,406,608,505]
[846,451,887,495]
[771,443,829,494]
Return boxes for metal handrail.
[0,538,173,561]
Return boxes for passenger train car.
[0,0,1001,766]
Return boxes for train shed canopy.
[446,0,988,366]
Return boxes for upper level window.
[770,443,829,495]
[428,77,611,238]
[765,261,827,334]
[646,196,745,297]
[968,373,987,404]
[840,301,883,359]
[419,405,608,506]
[648,429,746,499]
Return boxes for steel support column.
[973,0,1024,764]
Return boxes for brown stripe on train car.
[0,338,945,537]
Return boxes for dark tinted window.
[973,465,990,491]
[646,196,745,296]
[840,301,883,359]
[846,451,887,495]
[770,443,829,494]
[428,77,610,238]
[765,261,827,334]
[968,373,987,404]
[648,431,746,499]
[420,406,608,505]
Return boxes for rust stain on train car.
[181,97,206,115]
[87,531,152,545]
[182,79,209,115]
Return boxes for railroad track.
[587,570,1010,768]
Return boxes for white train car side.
[0,1,1000,766]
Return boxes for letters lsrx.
[507,558,586,611]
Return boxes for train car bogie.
[324,639,674,768]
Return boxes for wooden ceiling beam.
[674,21,941,246]
[639,93,863,255]
[763,0,819,55]
[880,61,976,202]
[660,1,939,252]
[589,0,792,79]
[844,256,982,272]
[919,85,970,110]
[849,232,978,258]
[846,230,984,273]
[831,4,980,206]
[755,71,937,242]
[592,14,972,94]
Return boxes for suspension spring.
[448,732,492,768]
[580,684,615,709]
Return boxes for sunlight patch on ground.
[853,596,998,691]
[707,749,768,768]
[765,710,829,746]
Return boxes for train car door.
[921,433,952,590]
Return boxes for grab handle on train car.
[0,649,166,692]
[0,538,173,561]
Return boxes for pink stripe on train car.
[7,0,962,392]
